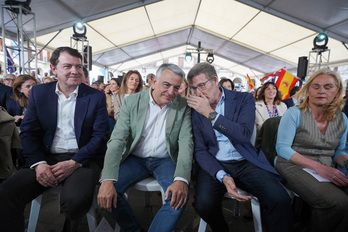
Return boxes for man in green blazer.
[98,63,193,232]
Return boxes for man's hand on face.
[187,94,215,118]
[50,160,80,183]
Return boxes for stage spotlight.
[206,52,214,64]
[73,21,87,38]
[313,33,328,50]
[185,52,192,63]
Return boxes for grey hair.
[187,62,217,83]
[156,63,185,82]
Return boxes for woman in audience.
[276,68,348,232]
[113,70,143,121]
[255,82,287,133]
[6,75,39,126]
[178,78,190,98]
[105,79,119,134]
[219,78,234,91]
[42,76,55,83]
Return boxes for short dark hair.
[50,47,82,67]
[219,78,234,90]
[187,62,217,83]
[289,86,301,97]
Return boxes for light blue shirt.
[213,89,244,182]
[276,106,348,164]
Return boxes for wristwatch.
[208,111,218,121]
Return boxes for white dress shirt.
[132,91,169,158]
[30,83,79,168]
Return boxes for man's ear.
[50,64,57,75]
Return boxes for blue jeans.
[193,159,293,232]
[110,155,186,232]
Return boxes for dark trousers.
[0,155,100,232]
[276,156,348,232]
[193,160,293,232]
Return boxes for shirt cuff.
[216,170,227,183]
[174,177,189,185]
[30,161,47,169]
[100,179,117,183]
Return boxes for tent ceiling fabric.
[2,0,348,78]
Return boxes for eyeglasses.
[190,79,212,93]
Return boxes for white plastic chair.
[27,185,98,232]
[198,188,262,232]
[114,176,165,232]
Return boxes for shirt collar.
[55,82,79,98]
[215,87,225,108]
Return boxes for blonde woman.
[276,68,348,232]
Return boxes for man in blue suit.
[0,47,109,232]
[187,63,293,232]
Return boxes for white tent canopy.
[2,0,348,78]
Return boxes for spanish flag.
[275,69,298,100]
[246,74,254,89]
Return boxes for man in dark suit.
[0,47,109,232]
[0,82,12,108]
[186,63,293,232]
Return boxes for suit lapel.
[224,90,237,121]
[165,99,178,138]
[75,85,89,145]
[46,83,58,133]
[135,91,150,140]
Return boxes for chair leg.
[198,218,207,232]
[86,192,98,232]
[27,194,43,232]
[251,198,262,232]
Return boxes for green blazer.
[100,89,193,181]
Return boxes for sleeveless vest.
[291,109,345,167]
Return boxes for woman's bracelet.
[344,160,348,171]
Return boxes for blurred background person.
[113,70,143,121]
[276,68,348,232]
[6,75,39,126]
[42,76,55,83]
[144,73,155,90]
[3,74,16,87]
[219,78,234,91]
[178,78,190,98]
[83,66,90,86]
[91,81,99,89]
[99,82,106,92]
[255,86,262,100]
[283,86,301,108]
[255,82,287,134]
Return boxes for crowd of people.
[0,46,347,232]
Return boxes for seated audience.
[3,74,16,87]
[276,68,348,232]
[186,62,293,232]
[42,76,55,83]
[143,73,155,90]
[0,47,109,232]
[91,81,99,89]
[113,70,143,121]
[6,75,39,126]
[97,63,193,232]
[219,78,234,91]
[255,82,287,134]
[178,78,190,98]
[282,86,301,108]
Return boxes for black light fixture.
[206,52,214,64]
[73,21,87,38]
[185,52,192,63]
[313,33,328,50]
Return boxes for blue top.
[212,89,244,161]
[276,106,348,162]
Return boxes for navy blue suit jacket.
[6,97,23,117]
[192,88,280,180]
[20,81,109,168]
[0,83,12,109]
